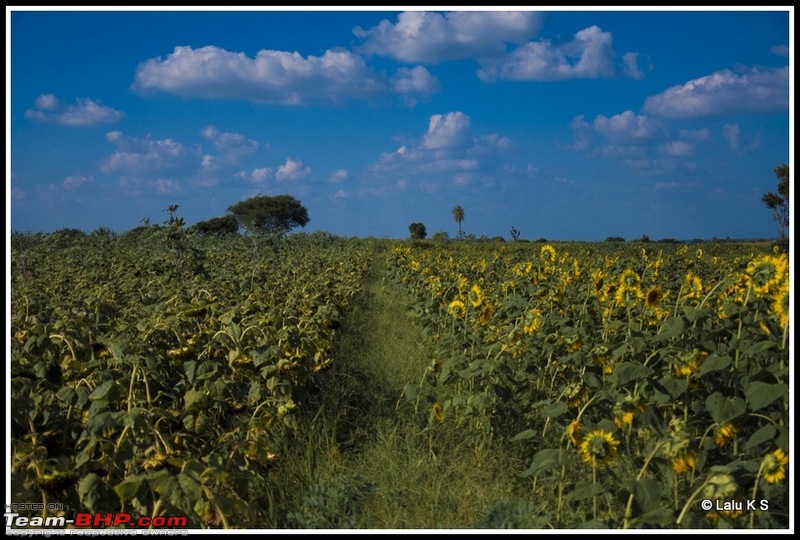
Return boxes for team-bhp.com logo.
[6,507,188,531]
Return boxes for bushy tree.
[409,222,427,240]
[190,215,239,236]
[227,195,309,236]
[762,163,789,240]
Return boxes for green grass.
[265,249,527,529]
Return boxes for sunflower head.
[714,422,738,447]
[468,284,485,308]
[448,299,467,319]
[431,402,445,422]
[762,448,789,484]
[578,429,620,467]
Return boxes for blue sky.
[7,7,792,241]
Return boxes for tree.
[452,205,465,238]
[762,163,789,240]
[409,222,427,240]
[190,215,239,236]
[227,194,309,236]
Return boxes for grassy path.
[274,249,520,529]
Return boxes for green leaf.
[542,401,568,418]
[114,474,144,504]
[611,362,653,386]
[565,481,605,501]
[742,424,777,453]
[79,473,120,513]
[652,316,684,342]
[697,354,731,375]
[511,429,538,442]
[630,478,662,513]
[744,381,785,411]
[705,392,746,424]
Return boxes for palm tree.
[452,205,465,238]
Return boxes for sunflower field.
[10,228,370,527]
[9,227,790,529]
[388,240,790,528]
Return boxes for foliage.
[408,222,427,240]
[10,231,369,528]
[451,205,465,239]
[388,240,789,529]
[761,163,789,240]
[190,215,240,236]
[227,194,309,236]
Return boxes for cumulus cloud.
[722,123,761,154]
[354,11,543,63]
[329,169,348,182]
[661,141,694,157]
[201,125,260,166]
[478,25,640,82]
[368,111,514,189]
[132,45,439,105]
[25,94,125,125]
[591,110,665,145]
[101,132,195,175]
[422,112,472,149]
[642,66,789,119]
[770,44,789,57]
[63,175,94,190]
[276,157,311,181]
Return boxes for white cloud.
[251,167,272,184]
[661,141,694,157]
[63,175,94,190]
[25,94,125,125]
[132,45,438,104]
[422,111,471,150]
[642,66,789,119]
[770,44,789,57]
[276,157,311,181]
[592,110,665,145]
[101,132,194,175]
[478,25,639,82]
[329,169,348,183]
[722,123,761,154]
[354,11,543,63]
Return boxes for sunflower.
[477,303,494,326]
[540,244,557,263]
[671,449,697,474]
[714,422,738,447]
[645,286,664,308]
[448,299,467,319]
[578,429,620,467]
[762,448,789,484]
[567,420,582,447]
[523,308,543,335]
[771,283,790,329]
[684,272,703,300]
[671,349,706,378]
[468,284,485,308]
[747,254,788,296]
[432,402,445,422]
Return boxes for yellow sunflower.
[468,284,485,308]
[771,283,790,329]
[578,429,620,467]
[684,272,703,300]
[523,307,543,335]
[477,303,494,326]
[540,244,557,263]
[714,422,738,447]
[448,299,467,319]
[671,449,697,474]
[431,402,445,422]
[762,448,789,484]
[567,420,582,447]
